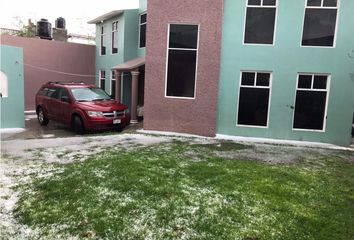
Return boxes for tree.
[11,17,36,38]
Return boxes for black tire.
[71,115,85,134]
[37,107,49,126]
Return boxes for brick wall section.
[143,0,224,137]
[1,35,95,110]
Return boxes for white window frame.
[300,0,340,48]
[164,23,200,100]
[110,70,116,96]
[236,71,273,128]
[292,73,331,132]
[99,70,106,89]
[111,21,118,55]
[100,25,106,56]
[139,12,147,49]
[243,0,278,46]
[0,71,8,98]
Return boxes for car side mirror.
[61,96,70,103]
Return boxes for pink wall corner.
[1,35,95,110]
[143,0,224,137]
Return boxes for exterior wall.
[0,45,24,128]
[137,0,147,57]
[94,9,140,109]
[95,13,127,95]
[143,0,224,137]
[1,35,95,111]
[124,10,140,61]
[217,0,354,146]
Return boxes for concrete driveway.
[1,114,143,141]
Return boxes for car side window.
[39,87,49,96]
[46,87,57,98]
[51,88,61,99]
[60,88,70,102]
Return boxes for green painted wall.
[123,10,140,61]
[122,74,132,110]
[137,0,147,57]
[217,0,354,146]
[95,12,127,92]
[139,0,147,12]
[95,9,139,108]
[94,4,146,110]
[0,45,24,128]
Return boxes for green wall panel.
[217,0,354,146]
[0,45,24,128]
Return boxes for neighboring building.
[88,0,147,123]
[143,0,354,146]
[0,45,24,128]
[1,35,95,111]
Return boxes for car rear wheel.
[71,115,85,134]
[37,107,49,126]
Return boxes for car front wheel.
[71,115,85,134]
[37,107,49,126]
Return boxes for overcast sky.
[0,0,138,36]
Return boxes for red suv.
[35,82,130,133]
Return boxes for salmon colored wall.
[1,35,95,110]
[143,0,224,137]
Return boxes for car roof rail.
[48,81,85,85]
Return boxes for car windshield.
[70,87,112,102]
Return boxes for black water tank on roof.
[55,17,66,29]
[37,19,52,39]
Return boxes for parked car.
[35,82,130,133]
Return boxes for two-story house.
[144,0,354,146]
[91,0,354,146]
[88,0,147,123]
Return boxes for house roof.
[87,10,125,24]
[112,57,145,71]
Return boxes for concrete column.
[130,70,140,124]
[115,70,121,102]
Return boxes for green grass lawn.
[14,140,354,239]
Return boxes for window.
[302,0,338,47]
[139,13,147,48]
[166,24,199,98]
[50,88,69,102]
[112,21,118,54]
[46,88,57,98]
[237,72,272,127]
[0,71,8,98]
[244,0,277,45]
[51,88,64,100]
[100,26,106,55]
[111,70,116,99]
[293,74,330,131]
[99,70,106,91]
[39,87,49,96]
